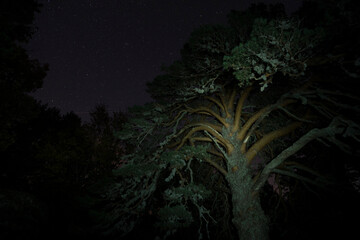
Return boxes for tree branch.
[163,110,187,127]
[204,130,232,159]
[252,117,349,192]
[278,106,315,123]
[217,92,229,118]
[187,106,230,128]
[189,133,228,176]
[232,86,252,134]
[237,99,296,141]
[207,148,225,159]
[227,87,238,113]
[204,157,228,176]
[284,161,325,179]
[191,137,226,149]
[204,96,225,113]
[188,122,223,133]
[176,124,233,154]
[245,121,302,164]
[271,168,329,188]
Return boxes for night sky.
[27,0,302,122]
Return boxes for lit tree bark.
[187,89,303,239]
[225,149,269,240]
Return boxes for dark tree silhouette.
[84,104,129,181]
[0,0,48,152]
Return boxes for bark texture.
[226,152,269,240]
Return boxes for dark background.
[27,0,302,122]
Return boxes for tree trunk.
[226,161,269,240]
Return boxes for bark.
[226,153,269,240]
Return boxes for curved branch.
[237,99,296,141]
[166,121,223,149]
[163,110,187,127]
[240,130,262,153]
[245,121,302,164]
[217,92,229,118]
[207,148,225,159]
[278,106,315,123]
[166,139,181,149]
[252,118,348,192]
[191,137,226,148]
[176,125,232,153]
[187,106,230,128]
[204,129,232,159]
[227,87,238,113]
[176,126,205,150]
[189,133,228,176]
[204,157,228,176]
[204,96,225,113]
[316,89,360,101]
[232,86,252,134]
[319,94,360,112]
[284,161,327,179]
[237,106,271,141]
[189,122,223,133]
[271,169,329,188]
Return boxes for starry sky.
[27,0,302,122]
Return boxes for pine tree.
[102,1,360,239]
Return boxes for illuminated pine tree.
[102,2,360,239]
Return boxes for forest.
[1,0,360,239]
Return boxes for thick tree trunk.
[226,161,269,240]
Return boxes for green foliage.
[227,3,287,42]
[157,182,213,239]
[112,162,160,178]
[115,103,169,148]
[164,183,212,204]
[146,25,238,103]
[162,146,210,166]
[223,18,324,91]
[156,204,193,229]
[181,24,237,73]
[105,113,215,238]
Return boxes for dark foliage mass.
[1,1,359,240]
[0,1,129,238]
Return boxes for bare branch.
[204,130,231,161]
[227,87,238,113]
[252,117,351,192]
[204,96,225,113]
[278,106,315,123]
[237,99,296,141]
[271,169,329,188]
[232,86,252,134]
[187,106,230,128]
[245,121,302,164]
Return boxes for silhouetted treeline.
[0,1,131,238]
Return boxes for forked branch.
[245,121,302,164]
[237,99,296,141]
[252,117,354,192]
